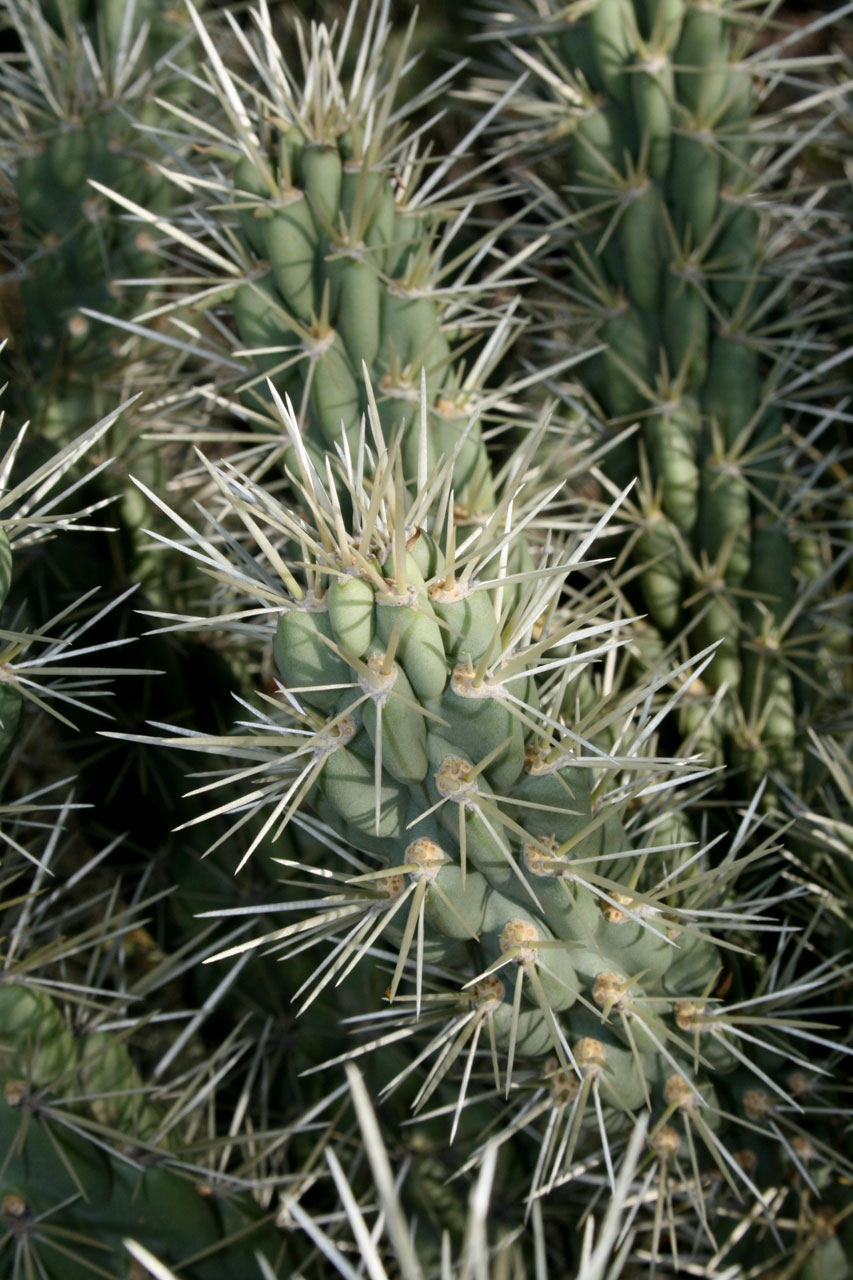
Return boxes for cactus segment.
[637,512,686,631]
[274,605,351,711]
[631,57,675,181]
[693,589,742,691]
[328,575,376,658]
[619,182,665,313]
[264,193,320,320]
[1,1,194,434]
[128,370,796,1230]
[335,253,383,368]
[234,153,274,255]
[570,102,628,191]
[697,456,751,585]
[674,6,730,117]
[429,580,499,665]
[312,330,363,446]
[643,397,701,531]
[711,203,761,312]
[359,648,430,785]
[319,720,411,838]
[427,669,525,792]
[301,142,344,230]
[662,268,709,390]
[375,560,447,702]
[703,335,759,448]
[668,124,721,244]
[586,306,653,421]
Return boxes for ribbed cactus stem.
[473,0,845,804]
[121,371,846,1252]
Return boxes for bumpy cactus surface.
[0,985,285,1278]
[0,792,290,1280]
[0,406,282,1277]
[92,0,568,527]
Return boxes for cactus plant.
[0,810,289,1279]
[110,370,853,1270]
[0,0,202,434]
[84,0,576,528]
[0,1,850,1275]
[69,0,853,1270]
[466,0,852,811]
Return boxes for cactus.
[0,1,851,1275]
[0,819,288,1279]
[260,1064,655,1280]
[0,398,151,729]
[0,399,289,1276]
[112,370,853,1272]
[467,0,851,809]
[86,0,565,528]
[80,1,853,1270]
[0,0,230,633]
[0,0,202,436]
[0,979,285,1280]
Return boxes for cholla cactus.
[270,1066,654,1280]
[111,376,853,1269]
[3,1,848,1274]
[0,788,290,1279]
[86,0,574,522]
[0,410,293,1277]
[123,1069,654,1279]
[466,0,852,804]
[0,0,232,642]
[0,0,202,434]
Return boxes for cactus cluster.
[102,0,561,519]
[0,792,289,1280]
[0,0,851,1276]
[0,989,283,1279]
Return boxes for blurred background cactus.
[464,0,853,816]
[0,0,852,1276]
